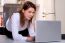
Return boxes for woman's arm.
[27,22,36,41]
[28,22,36,37]
[11,13,27,41]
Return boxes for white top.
[6,13,35,41]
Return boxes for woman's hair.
[19,1,36,27]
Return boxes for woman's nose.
[30,13,34,17]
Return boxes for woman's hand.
[26,36,35,42]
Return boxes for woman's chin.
[27,18,31,20]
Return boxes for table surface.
[0,35,65,43]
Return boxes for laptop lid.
[35,21,61,42]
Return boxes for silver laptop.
[35,21,61,42]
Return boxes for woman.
[5,1,36,41]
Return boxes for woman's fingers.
[26,36,34,42]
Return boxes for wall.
[3,0,17,4]
[55,0,65,34]
[0,6,3,12]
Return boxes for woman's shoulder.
[13,13,20,16]
[12,13,20,18]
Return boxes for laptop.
[35,21,61,42]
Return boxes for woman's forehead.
[25,7,35,12]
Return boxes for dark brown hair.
[19,1,36,27]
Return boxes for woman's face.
[22,7,35,20]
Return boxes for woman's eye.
[33,12,35,14]
[29,11,32,13]
[28,11,35,14]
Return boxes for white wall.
[55,0,65,34]
[3,0,17,4]
[0,6,3,12]
[26,0,36,4]
[0,0,3,12]
[0,0,17,12]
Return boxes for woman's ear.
[22,9,24,13]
